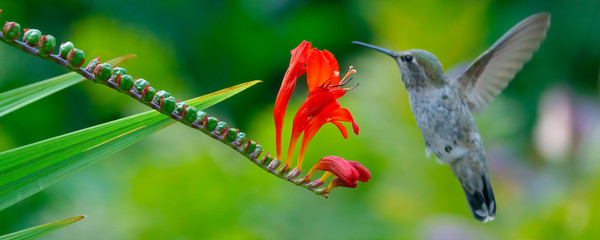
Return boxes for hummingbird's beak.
[352,41,395,57]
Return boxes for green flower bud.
[267,159,281,170]
[111,67,127,79]
[227,128,238,142]
[66,48,85,68]
[216,121,228,133]
[176,102,188,114]
[38,35,56,56]
[261,153,274,165]
[196,111,207,123]
[133,79,148,92]
[59,41,74,58]
[23,29,41,46]
[86,57,100,72]
[235,132,247,146]
[118,74,134,91]
[162,96,177,114]
[93,63,112,82]
[252,145,263,157]
[142,87,156,102]
[154,90,170,102]
[2,22,21,41]
[206,117,219,131]
[245,141,257,154]
[184,107,197,123]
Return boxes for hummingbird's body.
[404,62,478,165]
[354,13,551,222]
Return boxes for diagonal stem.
[0,32,329,197]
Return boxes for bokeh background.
[1,0,599,239]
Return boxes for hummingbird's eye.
[405,55,414,62]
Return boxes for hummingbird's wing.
[454,13,550,112]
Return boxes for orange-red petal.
[329,177,358,189]
[287,88,338,167]
[274,40,312,159]
[309,156,359,186]
[348,161,371,182]
[329,107,359,135]
[307,49,339,93]
[331,121,349,139]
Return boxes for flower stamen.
[344,82,360,91]
[340,66,356,85]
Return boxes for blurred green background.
[1,0,599,239]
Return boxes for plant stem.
[0,32,328,197]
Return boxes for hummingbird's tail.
[450,158,496,223]
[462,173,496,222]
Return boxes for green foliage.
[0,80,259,211]
[0,216,84,240]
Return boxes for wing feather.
[455,13,551,112]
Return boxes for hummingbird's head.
[352,41,447,88]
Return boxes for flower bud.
[118,74,134,91]
[59,41,74,58]
[227,128,239,142]
[251,144,263,158]
[93,63,112,82]
[267,159,281,170]
[176,102,188,114]
[196,111,207,124]
[161,96,177,114]
[142,86,156,102]
[245,140,257,154]
[206,117,219,131]
[111,67,127,79]
[23,29,41,46]
[85,57,100,72]
[234,132,247,146]
[66,48,85,68]
[216,121,228,134]
[133,79,148,92]
[37,35,56,56]
[184,107,197,123]
[260,153,274,165]
[154,90,170,103]
[2,22,21,41]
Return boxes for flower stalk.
[0,17,340,197]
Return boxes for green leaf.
[0,80,261,211]
[0,216,85,240]
[0,54,136,117]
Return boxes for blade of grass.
[0,80,260,211]
[0,216,85,240]
[0,55,136,117]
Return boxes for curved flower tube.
[274,40,312,160]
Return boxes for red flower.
[275,44,359,170]
[273,41,369,196]
[303,156,371,194]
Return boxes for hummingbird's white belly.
[408,87,480,165]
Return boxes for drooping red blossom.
[305,156,359,186]
[348,161,371,182]
[303,156,371,193]
[274,40,312,160]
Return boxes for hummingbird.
[353,13,550,222]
